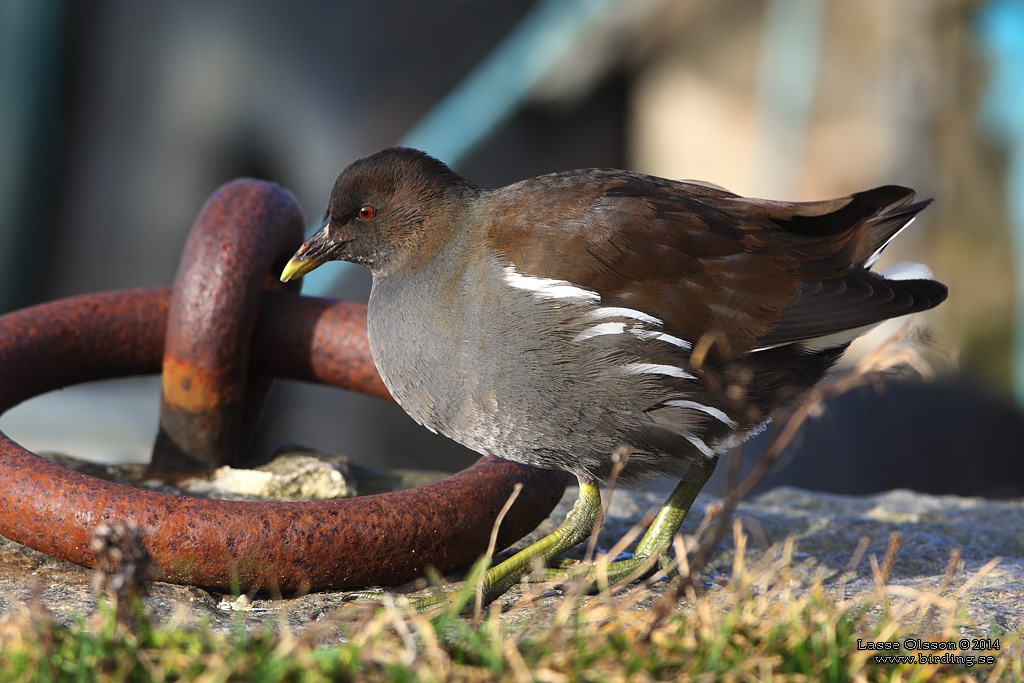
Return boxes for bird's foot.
[337,471,710,615]
[338,547,677,618]
[544,551,678,595]
[338,557,509,616]
[337,482,605,615]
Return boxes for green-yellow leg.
[597,466,711,584]
[475,479,603,605]
[346,463,712,611]
[548,461,715,590]
[356,480,604,613]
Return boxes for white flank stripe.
[865,215,916,268]
[664,399,737,428]
[798,324,877,352]
[503,266,599,301]
[622,363,695,379]
[588,306,662,325]
[574,322,626,341]
[754,324,875,353]
[630,329,693,350]
[685,433,716,458]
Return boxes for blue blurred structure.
[299,0,619,298]
[753,0,826,199]
[400,0,616,167]
[0,0,64,312]
[975,0,1024,408]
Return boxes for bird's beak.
[281,219,333,282]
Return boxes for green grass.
[1,532,1018,683]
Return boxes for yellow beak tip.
[280,258,309,283]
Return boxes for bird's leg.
[345,464,711,612]
[475,478,602,604]
[341,479,601,613]
[553,460,715,590]
[468,463,714,605]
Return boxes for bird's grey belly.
[365,261,729,482]
[367,292,576,463]
[365,266,620,472]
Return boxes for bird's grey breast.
[365,253,603,459]
[365,249,732,481]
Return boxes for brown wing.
[484,170,941,353]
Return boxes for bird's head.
[281,147,477,281]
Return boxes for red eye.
[357,205,375,220]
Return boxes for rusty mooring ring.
[0,292,568,591]
[152,179,306,473]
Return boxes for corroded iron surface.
[0,289,568,590]
[152,179,306,473]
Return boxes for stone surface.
[1,477,1021,637]
[181,453,357,500]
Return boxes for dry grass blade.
[584,445,630,566]
[475,482,524,619]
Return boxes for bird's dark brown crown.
[321,148,479,272]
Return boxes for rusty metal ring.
[153,179,306,473]
[0,288,568,591]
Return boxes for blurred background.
[1,0,1021,497]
